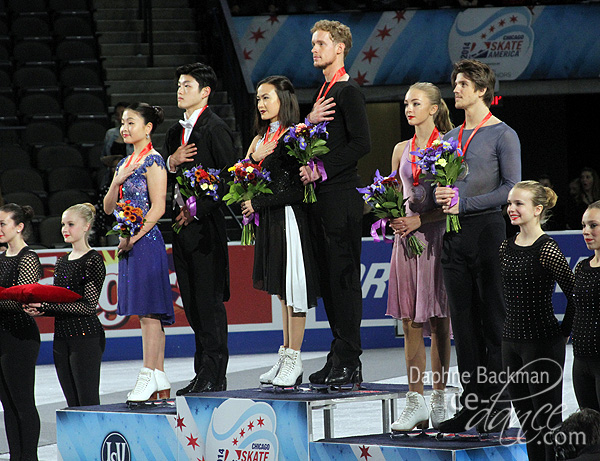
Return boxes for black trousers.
[173,223,229,382]
[573,357,600,412]
[502,337,565,461]
[54,333,105,407]
[441,212,509,408]
[311,187,363,367]
[0,325,40,461]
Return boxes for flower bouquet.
[106,201,145,258]
[357,170,425,256]
[222,158,272,245]
[284,119,329,203]
[410,138,465,233]
[172,164,221,234]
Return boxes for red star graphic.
[481,33,487,39]
[186,434,200,450]
[247,421,254,431]
[499,19,505,27]
[376,25,392,41]
[510,15,518,23]
[362,46,379,64]
[354,71,369,86]
[393,10,405,22]
[175,414,186,431]
[239,428,245,438]
[232,438,238,446]
[359,445,372,460]
[489,25,495,33]
[267,15,279,25]
[243,48,253,60]
[257,417,265,427]
[250,28,266,43]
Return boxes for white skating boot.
[429,389,447,430]
[260,346,286,385]
[391,391,429,431]
[272,348,303,387]
[127,367,158,402]
[152,369,171,400]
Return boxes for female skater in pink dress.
[388,83,453,431]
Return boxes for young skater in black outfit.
[500,181,575,461]
[26,203,106,407]
[573,200,600,412]
[301,20,371,387]
[0,203,41,460]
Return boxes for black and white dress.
[251,125,319,312]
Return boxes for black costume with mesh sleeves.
[573,258,600,359]
[500,234,575,341]
[0,248,42,322]
[41,250,105,338]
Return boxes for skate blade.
[126,398,175,409]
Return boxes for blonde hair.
[513,180,557,225]
[311,20,352,59]
[587,200,600,212]
[64,203,96,240]
[408,82,454,134]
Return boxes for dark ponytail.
[127,102,165,134]
[0,203,34,240]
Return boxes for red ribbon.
[181,105,208,145]
[119,142,153,199]
[317,66,346,100]
[410,128,440,186]
[457,111,492,157]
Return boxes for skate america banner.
[231,4,600,88]
[32,231,588,363]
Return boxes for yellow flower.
[246,166,254,173]
[436,158,447,167]
[228,166,235,172]
[201,183,208,190]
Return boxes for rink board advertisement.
[33,231,588,363]
[231,4,600,88]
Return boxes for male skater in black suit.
[163,62,236,394]
[301,20,371,386]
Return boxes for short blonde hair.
[311,20,352,59]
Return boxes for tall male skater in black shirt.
[302,20,371,387]
[163,63,236,394]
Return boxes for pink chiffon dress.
[386,141,450,336]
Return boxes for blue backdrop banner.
[232,5,600,88]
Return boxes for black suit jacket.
[163,107,237,300]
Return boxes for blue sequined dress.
[116,153,175,325]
